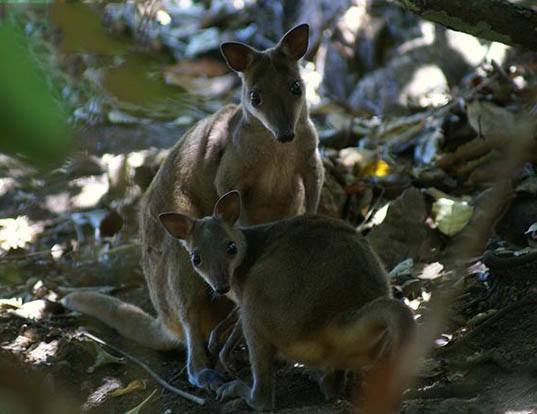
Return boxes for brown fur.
[161,191,416,410]
[62,24,324,389]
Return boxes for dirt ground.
[1,121,537,414]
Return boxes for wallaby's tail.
[333,297,416,369]
[62,292,181,351]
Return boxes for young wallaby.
[62,24,324,390]
[159,191,416,411]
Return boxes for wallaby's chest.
[239,153,304,224]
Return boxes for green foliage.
[0,22,72,167]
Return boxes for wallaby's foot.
[221,398,251,413]
[217,380,274,411]
[318,370,346,401]
[189,368,226,391]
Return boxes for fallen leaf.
[389,258,414,278]
[362,159,390,177]
[110,379,146,398]
[431,197,474,236]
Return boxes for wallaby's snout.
[276,128,295,143]
[214,274,231,295]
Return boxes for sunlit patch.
[370,203,390,227]
[156,10,171,26]
[0,216,42,252]
[401,64,449,108]
[45,192,71,214]
[233,0,245,9]
[301,62,322,107]
[51,243,64,260]
[0,177,17,197]
[504,411,534,414]
[70,175,109,209]
[341,5,366,40]
[26,339,61,364]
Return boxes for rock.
[366,187,431,269]
[319,165,347,218]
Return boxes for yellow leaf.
[110,379,146,398]
[362,160,390,177]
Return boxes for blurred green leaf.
[0,22,71,167]
[50,2,128,55]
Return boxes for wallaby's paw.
[220,398,250,413]
[190,368,226,391]
[216,379,249,401]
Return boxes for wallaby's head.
[159,191,245,295]
[221,24,309,143]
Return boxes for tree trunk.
[398,0,537,51]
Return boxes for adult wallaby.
[62,24,324,390]
[159,191,416,411]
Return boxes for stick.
[80,331,206,406]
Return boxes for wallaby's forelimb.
[303,150,324,213]
[217,324,276,411]
[208,306,239,357]
[218,319,243,374]
[182,313,226,390]
[62,292,179,350]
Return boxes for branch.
[397,0,537,51]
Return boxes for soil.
[2,122,537,414]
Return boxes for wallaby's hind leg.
[61,292,180,350]
[217,324,276,411]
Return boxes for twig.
[80,331,206,406]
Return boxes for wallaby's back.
[238,216,391,337]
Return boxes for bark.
[398,0,537,51]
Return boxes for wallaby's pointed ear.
[213,190,241,224]
[221,42,256,72]
[277,23,309,61]
[159,213,194,240]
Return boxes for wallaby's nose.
[215,285,230,295]
[277,131,295,143]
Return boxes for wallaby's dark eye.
[249,90,261,107]
[290,81,302,96]
[191,251,201,266]
[226,241,238,256]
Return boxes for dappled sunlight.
[0,216,42,252]
[70,175,109,209]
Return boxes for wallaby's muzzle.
[211,272,231,295]
[215,285,230,295]
[276,130,295,143]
